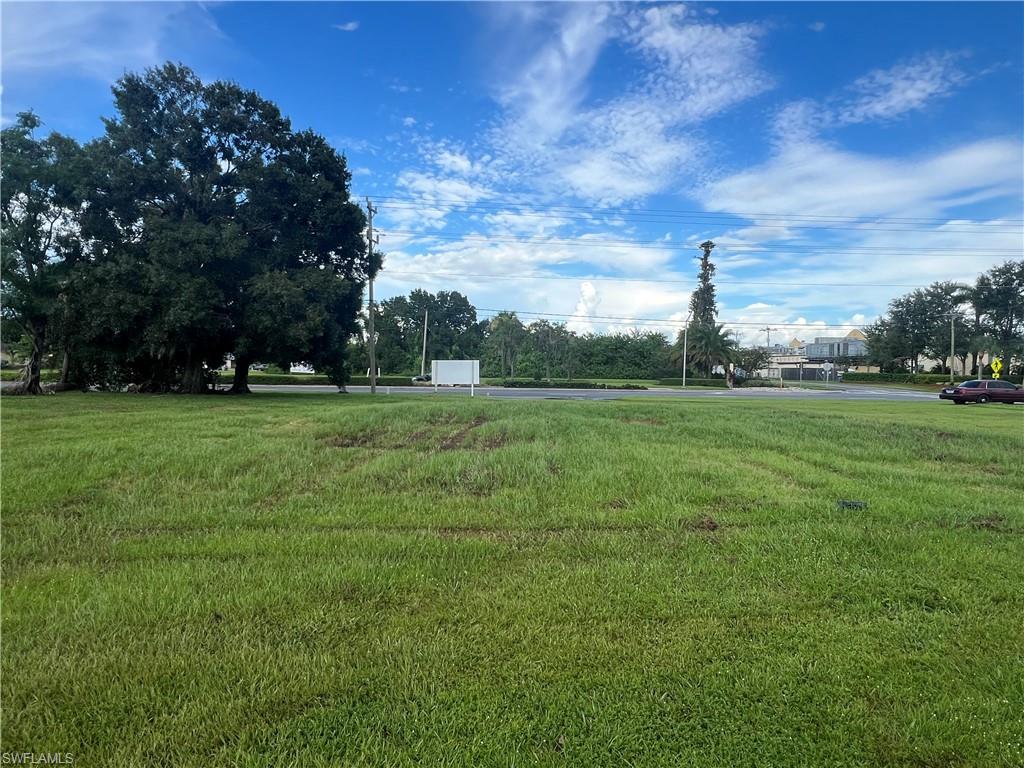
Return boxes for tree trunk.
[180,354,208,394]
[17,344,44,395]
[10,324,45,395]
[229,358,252,394]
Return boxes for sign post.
[991,357,1003,380]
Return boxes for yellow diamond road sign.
[991,358,1003,372]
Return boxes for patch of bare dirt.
[688,515,721,532]
[475,432,511,451]
[324,432,376,448]
[439,415,489,450]
[959,514,1013,533]
[607,498,629,510]
[428,412,460,426]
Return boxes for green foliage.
[655,377,728,388]
[843,371,1022,385]
[499,379,648,389]
[212,372,413,386]
[364,289,482,375]
[867,264,1024,375]
[735,347,772,376]
[689,242,718,326]
[484,311,528,378]
[9,64,367,395]
[0,112,86,393]
[671,322,738,378]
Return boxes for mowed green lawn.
[2,393,1022,767]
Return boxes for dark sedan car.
[939,379,1024,404]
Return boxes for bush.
[842,372,1023,385]
[347,375,418,386]
[842,372,949,383]
[655,377,728,388]
[215,372,415,386]
[500,379,647,390]
[738,378,782,388]
[216,372,332,385]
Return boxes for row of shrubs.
[654,378,728,388]
[214,372,416,386]
[500,379,648,390]
[842,372,1022,385]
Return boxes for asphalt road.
[249,383,941,402]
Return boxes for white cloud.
[703,136,1023,220]
[436,150,473,175]
[402,116,417,127]
[808,21,826,32]
[837,52,969,124]
[487,3,772,205]
[333,21,359,32]
[569,281,602,332]
[771,51,974,145]
[0,2,224,81]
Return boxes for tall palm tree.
[671,322,738,378]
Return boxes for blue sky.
[3,1,1022,343]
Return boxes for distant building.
[753,329,875,380]
[804,329,868,361]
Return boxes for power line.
[378,269,928,289]
[469,306,866,330]
[358,297,870,330]
[374,194,1024,224]
[380,204,1021,235]
[380,230,1019,257]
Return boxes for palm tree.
[671,322,738,378]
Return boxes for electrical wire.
[374,196,1024,233]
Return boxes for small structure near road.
[432,360,480,396]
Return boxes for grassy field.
[2,393,1022,766]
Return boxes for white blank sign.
[431,360,480,386]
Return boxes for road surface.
[250,383,941,402]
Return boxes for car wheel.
[977,394,990,404]
[953,399,964,405]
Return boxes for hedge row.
[655,378,728,388]
[214,372,418,386]
[500,379,648,390]
[842,372,1022,385]
[347,375,417,386]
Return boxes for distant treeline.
[348,290,681,380]
[864,265,1024,375]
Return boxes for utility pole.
[681,309,692,388]
[760,326,779,383]
[420,308,429,378]
[366,198,378,394]
[950,313,956,381]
